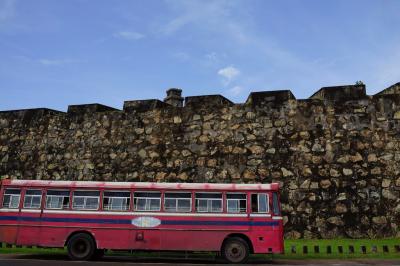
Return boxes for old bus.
[0,179,283,263]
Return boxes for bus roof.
[1,179,279,191]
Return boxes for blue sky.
[0,0,400,111]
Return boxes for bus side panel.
[0,184,19,245]
[0,225,18,244]
[36,213,135,249]
[17,225,39,246]
[94,228,134,250]
[38,229,65,247]
[249,219,284,254]
[159,230,226,251]
[16,214,42,246]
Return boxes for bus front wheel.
[67,233,96,261]
[221,237,250,264]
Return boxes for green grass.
[270,238,400,259]
[1,239,399,260]
[0,246,66,255]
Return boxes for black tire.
[67,233,96,261]
[221,237,250,264]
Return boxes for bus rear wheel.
[221,237,249,264]
[67,233,96,261]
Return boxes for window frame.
[251,193,269,213]
[102,190,131,211]
[133,191,161,212]
[45,189,71,210]
[72,190,100,211]
[272,192,281,215]
[226,192,247,213]
[23,189,43,209]
[2,188,21,209]
[164,191,192,213]
[195,192,223,213]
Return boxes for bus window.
[2,189,21,209]
[272,192,280,215]
[23,190,42,209]
[72,191,100,210]
[195,193,222,212]
[103,191,130,211]
[251,193,268,213]
[134,192,161,211]
[46,190,70,209]
[226,193,247,213]
[164,192,191,212]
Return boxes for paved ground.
[0,254,399,266]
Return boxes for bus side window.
[103,191,131,211]
[72,191,100,210]
[134,192,161,211]
[164,192,191,212]
[251,193,268,213]
[195,193,222,213]
[46,190,70,209]
[24,190,42,209]
[272,192,280,215]
[226,193,247,213]
[2,189,21,209]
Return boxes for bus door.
[249,192,270,227]
[270,191,283,237]
[17,188,43,246]
[271,192,281,218]
[0,187,22,244]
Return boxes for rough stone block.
[0,108,64,124]
[184,95,233,109]
[164,88,184,107]
[309,84,366,102]
[375,82,400,96]
[245,90,295,106]
[123,99,169,112]
[67,103,119,115]
[1,82,400,240]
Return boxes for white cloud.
[12,56,83,66]
[227,86,244,96]
[38,58,81,66]
[161,0,348,99]
[114,31,144,41]
[218,66,240,85]
[0,0,16,22]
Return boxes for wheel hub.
[227,243,244,259]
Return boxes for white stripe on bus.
[249,214,272,217]
[0,208,19,212]
[0,208,276,218]
[20,209,41,213]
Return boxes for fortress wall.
[1,83,400,238]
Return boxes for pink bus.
[0,179,283,263]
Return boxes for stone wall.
[1,84,400,239]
